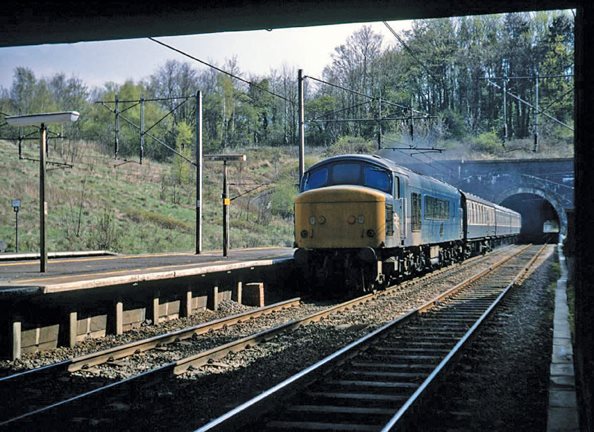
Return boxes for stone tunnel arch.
[494,187,567,242]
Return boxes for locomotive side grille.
[385,203,394,236]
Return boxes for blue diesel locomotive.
[294,154,521,293]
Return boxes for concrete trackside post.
[233,281,243,304]
[183,289,193,318]
[69,311,78,347]
[208,286,219,311]
[115,301,124,335]
[243,283,264,307]
[11,321,22,360]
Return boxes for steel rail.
[195,244,536,431]
[0,364,174,427]
[172,247,517,376]
[381,243,547,430]
[172,247,515,377]
[172,290,379,374]
[0,298,300,389]
[1,245,505,385]
[0,245,517,427]
[0,359,71,384]
[417,244,532,313]
[377,244,514,302]
[67,297,301,372]
[0,290,385,427]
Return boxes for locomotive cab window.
[302,167,328,191]
[332,163,361,185]
[302,161,392,194]
[363,166,392,194]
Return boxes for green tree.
[171,120,193,185]
[270,178,297,219]
[9,67,37,114]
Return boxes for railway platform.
[0,247,294,359]
[547,245,579,431]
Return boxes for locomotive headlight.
[366,229,376,238]
[309,216,316,225]
[357,215,365,224]
[300,230,309,238]
[347,215,356,224]
[318,215,327,225]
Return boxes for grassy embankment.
[0,132,573,254]
[0,139,306,254]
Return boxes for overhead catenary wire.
[149,37,295,105]
[537,87,574,113]
[485,78,573,131]
[97,95,193,104]
[305,75,418,114]
[119,113,195,166]
[97,98,192,162]
[482,73,573,80]
[383,21,445,88]
[305,75,375,101]
[383,144,455,178]
[307,100,372,122]
[98,103,195,166]
[143,97,189,136]
[147,30,440,178]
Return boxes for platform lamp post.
[11,199,20,253]
[204,154,247,257]
[5,112,80,272]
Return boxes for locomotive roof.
[307,153,456,189]
[307,153,420,177]
[305,154,519,217]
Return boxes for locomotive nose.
[294,185,386,249]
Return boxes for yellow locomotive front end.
[295,185,386,249]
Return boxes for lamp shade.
[5,111,80,127]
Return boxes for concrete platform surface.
[547,245,579,432]
[0,250,116,261]
[0,247,294,295]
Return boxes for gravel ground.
[0,247,511,375]
[74,246,531,431]
[416,245,556,431]
[0,299,333,424]
[4,245,539,431]
[0,300,258,373]
[73,300,332,380]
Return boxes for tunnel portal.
[500,193,560,244]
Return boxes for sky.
[0,20,412,90]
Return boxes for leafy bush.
[471,131,502,154]
[270,178,297,219]
[126,208,194,232]
[441,109,467,139]
[87,208,121,251]
[324,135,375,156]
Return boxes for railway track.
[0,298,302,425]
[197,244,546,432]
[0,245,521,429]
[0,288,395,428]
